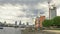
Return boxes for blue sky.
[0,0,60,25]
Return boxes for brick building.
[35,16,45,30]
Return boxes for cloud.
[0,0,60,24]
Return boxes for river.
[0,27,21,34]
[0,27,59,34]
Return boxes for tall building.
[26,22,29,25]
[19,21,21,25]
[48,2,57,19]
[15,21,17,25]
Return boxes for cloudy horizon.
[0,0,60,25]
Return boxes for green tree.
[53,16,60,26]
[42,19,54,27]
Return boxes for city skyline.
[0,0,60,24]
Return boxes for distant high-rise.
[19,21,21,25]
[26,22,29,25]
[48,2,57,19]
[15,21,17,25]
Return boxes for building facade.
[35,16,45,30]
[49,4,57,19]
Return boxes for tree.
[53,16,60,26]
[42,16,60,28]
[42,19,54,27]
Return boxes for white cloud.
[0,3,35,24]
[0,0,60,25]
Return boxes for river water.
[0,27,21,34]
[0,27,59,34]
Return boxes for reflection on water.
[0,27,21,34]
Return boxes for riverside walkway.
[22,30,60,34]
[43,30,60,34]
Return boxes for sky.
[0,0,60,25]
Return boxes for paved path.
[22,30,60,34]
[43,30,60,34]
